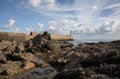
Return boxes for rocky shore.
[0,31,120,79]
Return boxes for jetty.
[51,34,73,41]
[0,32,73,41]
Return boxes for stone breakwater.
[0,31,120,79]
[0,31,73,41]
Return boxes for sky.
[0,0,120,40]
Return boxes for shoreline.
[0,31,120,79]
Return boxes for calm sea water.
[70,39,115,46]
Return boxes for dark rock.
[60,41,73,48]
[42,31,51,40]
[81,53,104,67]
[7,53,34,61]
[24,40,33,48]
[104,49,119,64]
[53,68,88,79]
[45,41,59,51]
[32,34,47,46]
[95,65,120,77]
[44,69,54,75]
[32,31,51,47]
[81,49,118,67]
[14,58,57,79]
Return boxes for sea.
[69,39,116,46]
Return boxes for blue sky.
[0,0,120,40]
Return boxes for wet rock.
[50,58,69,71]
[81,52,106,67]
[60,41,73,48]
[95,65,120,77]
[14,58,57,79]
[104,49,119,64]
[108,55,120,64]
[53,68,87,79]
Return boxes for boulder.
[6,45,16,53]
[0,53,7,64]
[0,40,12,50]
[7,53,34,61]
[22,61,35,70]
[17,43,24,51]
[95,65,120,77]
[81,53,104,67]
[42,31,51,40]
[32,31,51,47]
[1,68,18,75]
[32,34,47,46]
[60,41,73,48]
[44,41,60,51]
[53,68,87,79]
[40,63,49,69]
[31,59,48,68]
[57,58,68,64]
[24,40,33,48]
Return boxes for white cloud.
[48,19,75,34]
[28,0,41,7]
[105,3,120,9]
[48,19,100,35]
[14,28,19,33]
[91,5,98,11]
[25,26,33,34]
[104,20,120,33]
[77,24,100,33]
[37,23,44,32]
[3,19,16,29]
[37,23,44,28]
[27,0,57,11]
[15,0,120,39]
